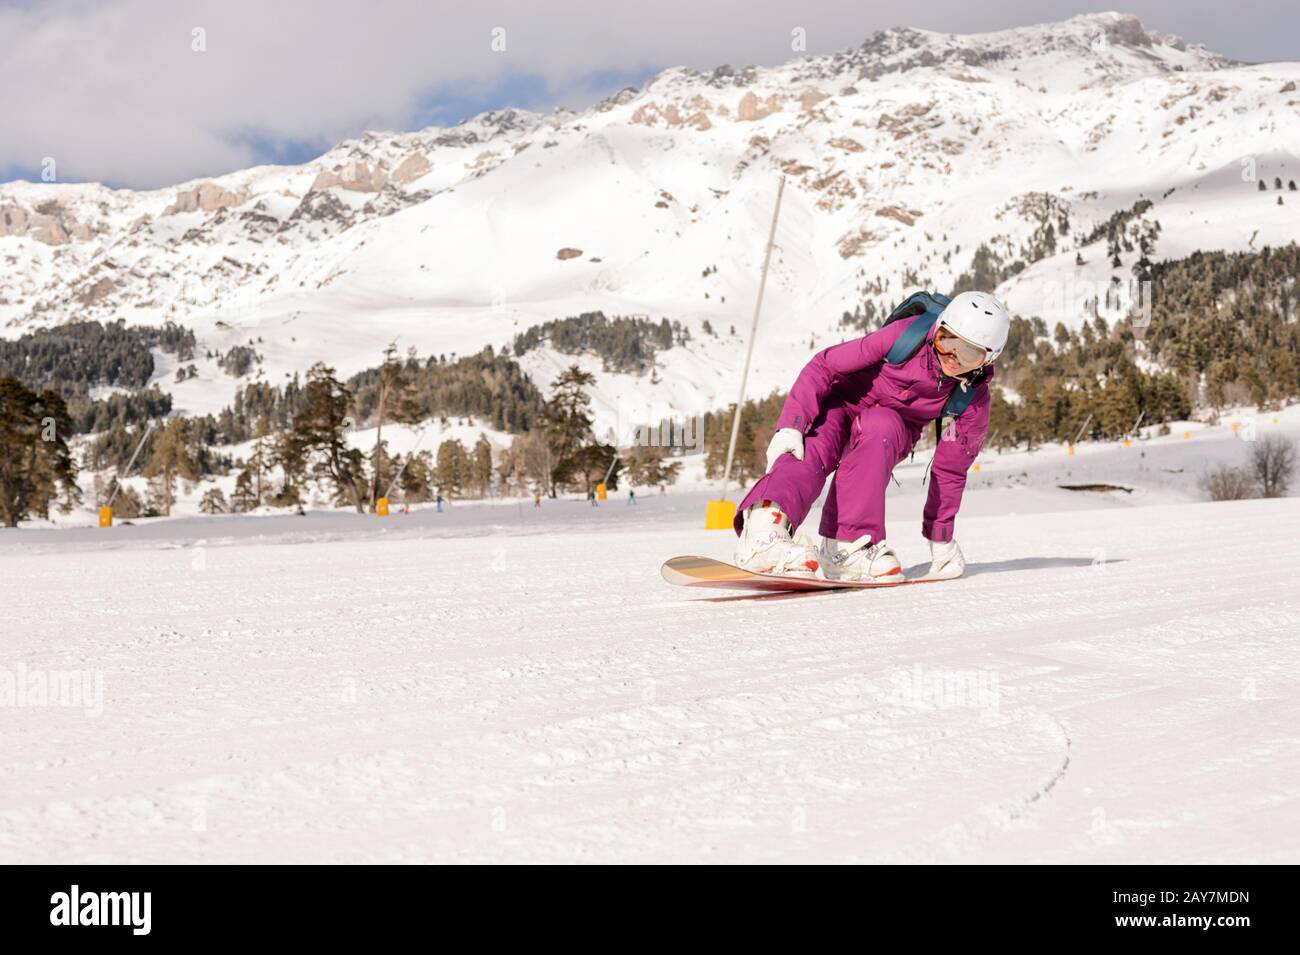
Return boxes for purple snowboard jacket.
[775,316,993,542]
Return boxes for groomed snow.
[2,425,1298,863]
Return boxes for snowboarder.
[733,291,1010,582]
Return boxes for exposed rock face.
[0,202,92,245]
[596,86,641,112]
[0,205,30,236]
[800,89,831,114]
[164,181,247,215]
[77,276,117,304]
[875,205,923,226]
[631,100,714,130]
[285,189,353,229]
[1104,13,1153,49]
[837,226,885,259]
[556,247,583,261]
[391,153,432,184]
[310,161,390,192]
[737,91,782,121]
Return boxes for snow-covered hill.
[3,11,1300,437]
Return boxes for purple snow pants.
[734,404,916,543]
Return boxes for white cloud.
[1,0,1293,189]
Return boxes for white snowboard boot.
[820,535,905,583]
[734,501,824,578]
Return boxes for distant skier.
[588,489,598,507]
[628,490,637,505]
[435,493,445,513]
[733,291,1010,582]
[533,492,542,508]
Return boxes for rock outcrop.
[309,161,389,192]
[164,181,248,215]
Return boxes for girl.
[733,290,1010,582]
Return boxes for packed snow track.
[1,492,1297,863]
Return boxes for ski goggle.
[933,325,989,366]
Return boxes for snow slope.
[2,461,1297,862]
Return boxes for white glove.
[926,538,965,580]
[765,427,804,472]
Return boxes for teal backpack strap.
[883,291,952,365]
[880,289,982,449]
[934,368,988,444]
[883,290,951,327]
[885,312,938,365]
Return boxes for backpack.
[881,291,988,441]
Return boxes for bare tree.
[519,431,553,497]
[1199,464,1256,502]
[1252,434,1296,498]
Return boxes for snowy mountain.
[3,11,1299,439]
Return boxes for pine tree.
[472,434,494,497]
[434,438,469,498]
[397,449,435,503]
[272,428,308,506]
[290,363,366,512]
[142,418,200,516]
[570,442,621,493]
[539,365,596,496]
[624,444,683,486]
[368,342,421,509]
[0,377,79,526]
[231,469,258,512]
[110,484,145,519]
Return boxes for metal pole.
[1128,409,1145,438]
[1071,413,1094,447]
[106,421,155,508]
[719,175,786,502]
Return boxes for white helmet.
[936,291,1010,364]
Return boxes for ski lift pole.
[708,176,786,528]
[1128,409,1145,439]
[105,421,155,509]
[1068,413,1093,456]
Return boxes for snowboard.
[660,555,949,593]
